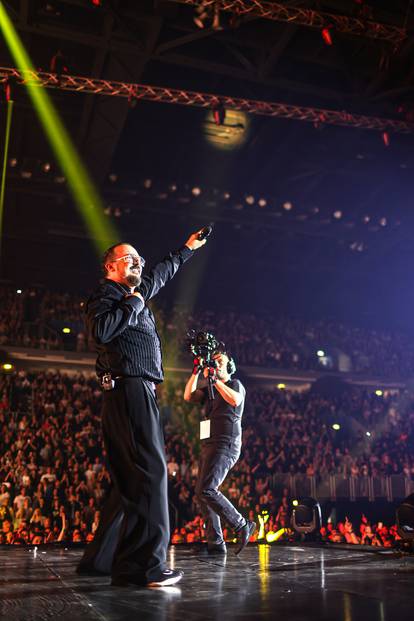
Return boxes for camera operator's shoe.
[147,569,184,587]
[235,520,256,556]
[112,568,183,588]
[207,543,227,555]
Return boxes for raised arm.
[139,229,207,301]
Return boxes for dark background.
[1,0,414,328]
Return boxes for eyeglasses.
[111,253,145,267]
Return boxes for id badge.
[200,419,211,440]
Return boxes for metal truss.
[1,67,413,133]
[169,0,407,45]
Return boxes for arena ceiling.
[1,0,414,323]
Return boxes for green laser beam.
[0,2,117,253]
[0,98,13,262]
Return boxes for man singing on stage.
[183,349,255,555]
[77,230,206,587]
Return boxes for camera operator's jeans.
[195,441,245,545]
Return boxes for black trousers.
[195,441,244,545]
[78,377,170,582]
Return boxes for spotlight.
[321,28,333,46]
[333,210,342,219]
[375,389,383,396]
[291,497,322,535]
[332,423,341,431]
[396,494,414,541]
[194,1,210,28]
[212,102,226,126]
[283,201,293,211]
[245,195,255,205]
[317,350,325,357]
[194,1,222,30]
[379,217,387,227]
[2,363,14,371]
[50,50,69,76]
[9,157,17,167]
[192,187,201,197]
[42,162,51,173]
[62,327,71,334]
[16,289,22,294]
[258,198,267,208]
[277,383,286,390]
[382,131,390,147]
[143,179,152,189]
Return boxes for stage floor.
[1,543,414,620]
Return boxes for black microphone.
[197,223,214,241]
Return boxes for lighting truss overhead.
[1,67,413,134]
[169,0,406,45]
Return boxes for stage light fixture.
[62,327,71,334]
[333,210,342,219]
[193,1,210,28]
[258,198,267,207]
[213,102,226,126]
[245,195,255,205]
[321,28,333,45]
[9,157,17,167]
[396,494,414,541]
[375,389,383,396]
[16,289,22,294]
[382,131,390,147]
[192,187,201,196]
[317,350,325,357]
[291,497,322,534]
[283,201,293,211]
[42,162,51,172]
[277,383,286,390]
[2,363,13,371]
[332,423,341,431]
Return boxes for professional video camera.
[187,330,219,365]
[187,330,222,400]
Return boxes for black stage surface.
[1,544,414,620]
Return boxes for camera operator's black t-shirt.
[199,379,246,447]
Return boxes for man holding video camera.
[184,347,255,555]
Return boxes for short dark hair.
[101,242,129,274]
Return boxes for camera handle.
[207,374,215,401]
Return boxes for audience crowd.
[2,285,414,377]
[1,368,414,546]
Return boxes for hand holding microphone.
[185,223,214,251]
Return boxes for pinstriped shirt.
[85,246,193,382]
